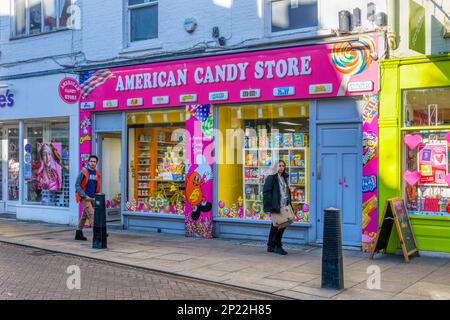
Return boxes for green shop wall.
[379,54,450,253]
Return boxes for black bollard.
[321,207,344,290]
[93,193,107,249]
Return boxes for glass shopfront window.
[404,87,450,127]
[126,109,186,214]
[23,119,70,207]
[403,87,450,217]
[217,101,310,222]
[7,128,20,201]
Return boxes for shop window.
[270,0,318,34]
[14,0,27,36]
[29,0,42,34]
[126,109,186,214]
[217,102,310,223]
[8,128,20,201]
[404,130,450,217]
[23,120,70,207]
[403,87,450,217]
[128,0,158,43]
[43,0,57,32]
[58,0,72,28]
[404,87,450,127]
[12,0,73,38]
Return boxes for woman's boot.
[75,230,87,241]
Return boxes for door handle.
[317,162,321,180]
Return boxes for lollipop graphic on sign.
[331,36,377,96]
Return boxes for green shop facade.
[380,54,450,253]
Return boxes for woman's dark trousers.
[267,224,286,248]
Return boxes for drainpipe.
[387,0,399,51]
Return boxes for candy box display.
[293,133,304,147]
[273,134,283,148]
[298,173,305,185]
[258,129,268,148]
[283,133,293,148]
[259,150,272,166]
[278,151,289,164]
[245,185,258,200]
[290,172,298,184]
[245,152,258,166]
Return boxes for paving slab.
[420,272,450,287]
[274,289,328,300]
[332,288,396,300]
[353,280,413,294]
[392,293,433,300]
[401,282,450,299]
[266,271,319,283]
[289,284,341,298]
[302,277,360,289]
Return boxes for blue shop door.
[316,124,362,246]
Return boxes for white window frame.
[265,0,321,37]
[127,0,159,46]
[10,0,73,39]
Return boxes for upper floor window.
[128,0,158,43]
[13,0,73,37]
[270,0,318,34]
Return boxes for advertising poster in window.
[418,142,448,185]
[36,142,63,191]
[185,104,214,239]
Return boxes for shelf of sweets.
[244,165,273,168]
[244,147,308,151]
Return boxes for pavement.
[0,242,278,300]
[1,218,450,300]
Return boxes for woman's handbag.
[271,205,295,229]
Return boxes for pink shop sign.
[59,77,80,104]
[79,35,380,109]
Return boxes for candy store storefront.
[379,54,450,253]
[79,33,382,247]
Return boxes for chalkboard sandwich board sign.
[370,198,419,263]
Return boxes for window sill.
[120,40,163,55]
[409,214,450,221]
[123,211,184,220]
[214,217,312,227]
[242,28,335,48]
[268,26,321,38]
[18,204,70,210]
[9,28,72,41]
